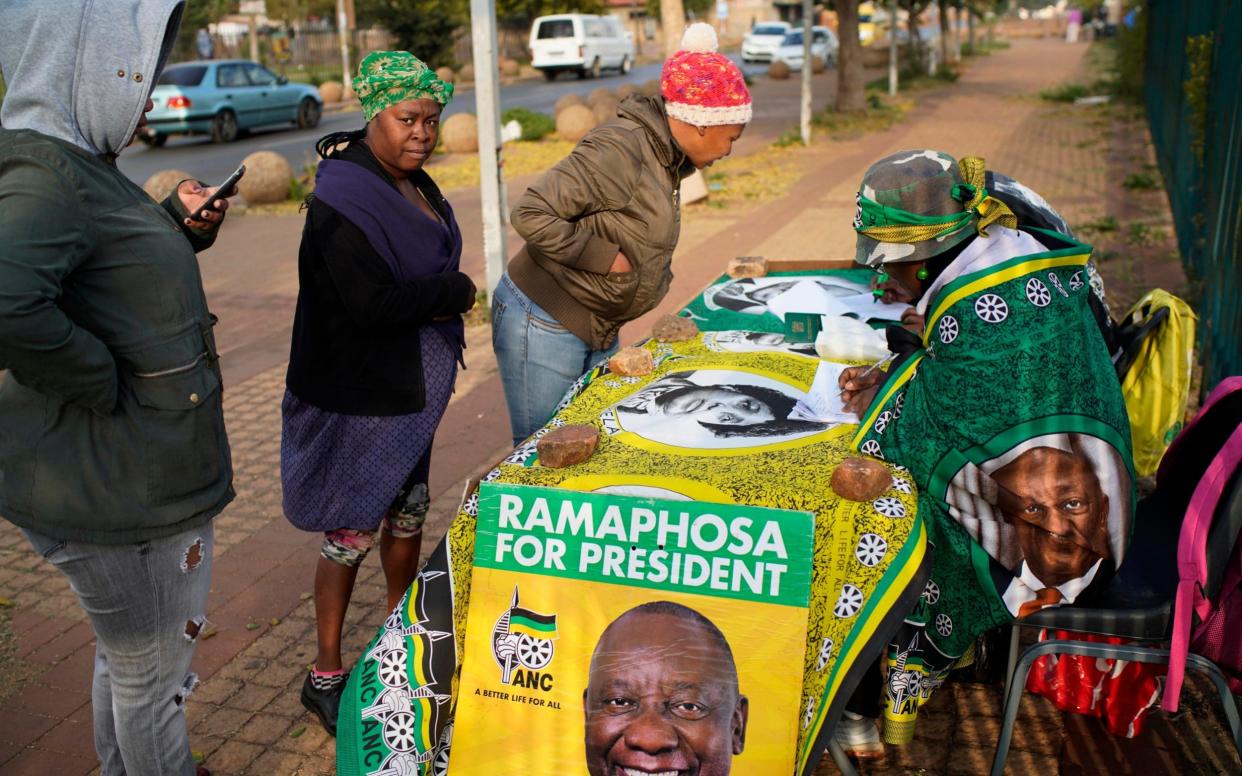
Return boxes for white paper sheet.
[766,280,852,322]
[788,360,857,425]
[833,291,915,322]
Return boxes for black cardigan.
[284,141,475,415]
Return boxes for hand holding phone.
[198,164,245,217]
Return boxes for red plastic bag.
[1025,628,1164,738]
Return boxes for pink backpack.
[1162,376,1242,712]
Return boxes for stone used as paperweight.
[607,347,654,376]
[830,457,893,502]
[536,425,600,468]
[652,314,699,342]
[727,255,768,279]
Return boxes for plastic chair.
[991,469,1242,776]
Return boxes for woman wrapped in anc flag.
[837,149,1136,745]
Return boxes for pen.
[838,353,897,400]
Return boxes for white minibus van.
[529,14,636,80]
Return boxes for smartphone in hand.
[198,164,246,217]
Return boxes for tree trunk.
[968,4,976,51]
[908,6,922,71]
[835,0,866,112]
[661,0,685,57]
[937,0,949,72]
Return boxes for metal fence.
[1144,0,1241,388]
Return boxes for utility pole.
[799,0,813,145]
[471,0,509,297]
[661,0,685,56]
[336,0,352,93]
[889,0,899,96]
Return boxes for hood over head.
[0,0,184,157]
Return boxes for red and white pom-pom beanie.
[661,23,753,127]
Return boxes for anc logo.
[491,586,558,691]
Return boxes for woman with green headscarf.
[280,51,476,735]
[836,149,1135,746]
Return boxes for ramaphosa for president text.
[487,489,802,604]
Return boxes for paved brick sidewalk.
[1,36,1238,776]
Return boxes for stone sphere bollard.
[458,64,475,83]
[556,104,598,142]
[318,80,343,103]
[238,151,293,205]
[441,113,479,154]
[554,92,584,116]
[586,87,614,107]
[769,60,791,80]
[143,169,193,201]
[592,98,619,125]
[435,66,455,84]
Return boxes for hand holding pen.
[838,353,897,418]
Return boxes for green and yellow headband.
[853,156,1018,245]
[355,50,454,121]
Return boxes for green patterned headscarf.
[355,50,454,121]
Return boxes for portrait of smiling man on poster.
[583,601,749,776]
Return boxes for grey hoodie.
[0,0,184,157]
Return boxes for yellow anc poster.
[450,483,816,774]
[334,334,927,776]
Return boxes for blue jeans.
[492,274,617,447]
[23,524,214,776]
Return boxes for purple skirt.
[280,328,457,532]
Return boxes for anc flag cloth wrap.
[337,333,929,775]
[851,225,1136,743]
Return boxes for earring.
[916,266,929,280]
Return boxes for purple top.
[314,158,466,362]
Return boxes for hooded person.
[492,22,752,447]
[836,149,1135,746]
[0,2,237,775]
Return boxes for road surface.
[117,61,678,186]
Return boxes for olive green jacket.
[0,128,234,544]
[507,95,696,349]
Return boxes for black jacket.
[285,141,475,415]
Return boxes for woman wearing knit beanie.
[493,23,752,446]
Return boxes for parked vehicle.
[142,60,323,145]
[529,14,636,80]
[741,21,792,63]
[772,26,839,71]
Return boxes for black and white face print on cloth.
[702,276,867,316]
[702,330,819,358]
[608,369,833,450]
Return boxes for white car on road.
[741,21,792,63]
[529,14,635,80]
[773,26,839,71]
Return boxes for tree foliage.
[496,0,605,25]
[173,0,231,60]
[356,0,467,68]
[646,0,714,21]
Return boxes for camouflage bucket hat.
[852,149,1017,266]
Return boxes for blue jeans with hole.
[491,274,618,447]
[22,524,214,776]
